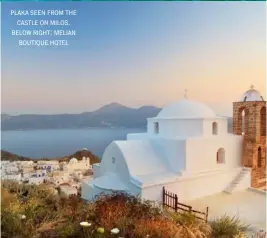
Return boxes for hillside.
[1,149,101,164]
[1,103,161,131]
[0,150,32,161]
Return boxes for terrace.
[184,188,266,233]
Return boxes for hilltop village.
[0,149,98,197]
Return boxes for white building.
[2,172,22,181]
[3,162,19,173]
[37,161,59,171]
[28,177,45,185]
[59,185,78,197]
[81,89,265,202]
[70,169,84,180]
[19,161,34,168]
[63,157,92,172]
[48,171,71,187]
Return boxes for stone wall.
[242,140,254,167]
[260,107,266,136]
[252,167,266,189]
[233,101,266,189]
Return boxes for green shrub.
[209,214,249,238]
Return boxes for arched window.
[260,107,266,136]
[154,122,159,134]
[238,107,249,135]
[216,148,225,164]
[212,122,218,135]
[258,147,262,168]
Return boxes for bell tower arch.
[233,85,266,189]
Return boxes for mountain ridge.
[1,103,161,131]
[1,103,233,131]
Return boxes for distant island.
[2,102,233,131]
[1,103,161,131]
[1,149,101,164]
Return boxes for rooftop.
[156,99,217,119]
[93,172,128,190]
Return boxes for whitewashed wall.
[100,142,131,182]
[81,183,94,200]
[185,135,243,174]
[149,139,186,174]
[141,167,251,202]
[202,118,228,136]
[93,164,101,178]
[167,168,243,201]
[147,118,204,138]
[141,183,164,202]
[127,181,142,196]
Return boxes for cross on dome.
[184,89,188,99]
[239,84,264,101]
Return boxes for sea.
[1,128,145,159]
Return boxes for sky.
[1,2,266,116]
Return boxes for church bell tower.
[233,85,266,189]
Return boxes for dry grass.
[1,180,249,238]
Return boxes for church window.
[154,122,159,134]
[239,108,249,135]
[212,122,218,135]
[112,157,115,164]
[258,147,262,168]
[216,148,225,164]
[243,96,247,102]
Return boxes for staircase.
[224,167,251,194]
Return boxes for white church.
[81,86,265,202]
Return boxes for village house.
[18,160,34,169]
[37,160,60,172]
[48,171,70,187]
[59,184,78,197]
[28,176,45,185]
[1,152,94,190]
[1,172,22,182]
[2,162,19,174]
[63,157,92,173]
[70,169,84,180]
